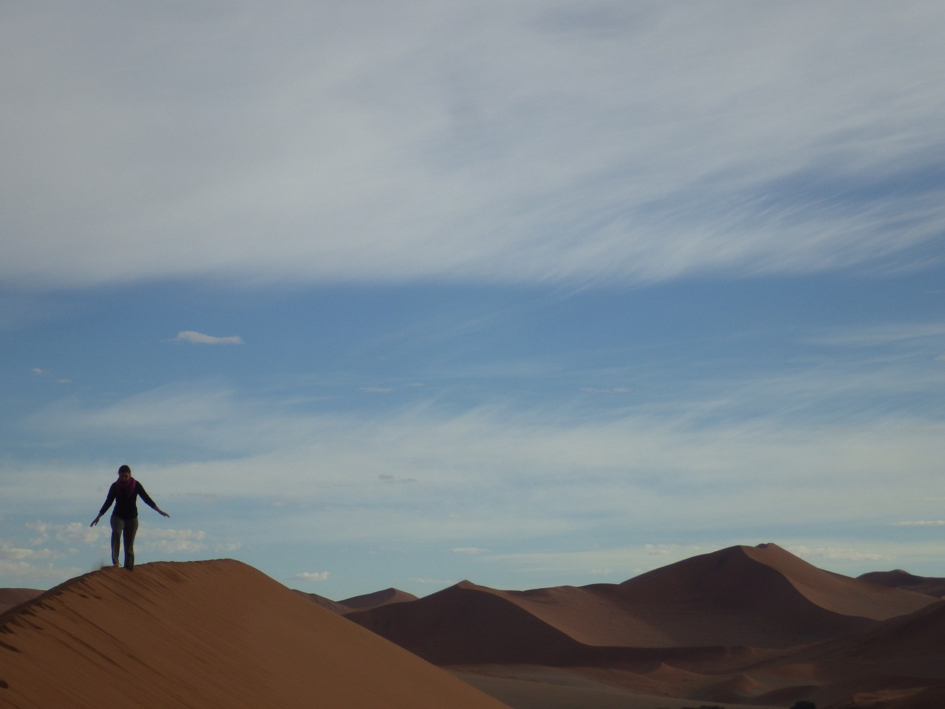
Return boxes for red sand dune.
[348,543,935,666]
[749,599,945,707]
[293,588,351,614]
[339,587,418,611]
[858,569,945,599]
[295,587,417,615]
[0,560,511,709]
[0,590,41,615]
[347,544,943,709]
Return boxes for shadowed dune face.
[0,560,511,709]
[347,581,586,666]
[802,600,945,682]
[0,589,42,615]
[339,587,419,612]
[346,545,945,709]
[858,570,945,599]
[349,544,938,664]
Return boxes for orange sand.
[0,560,511,709]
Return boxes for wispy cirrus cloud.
[2,3,944,290]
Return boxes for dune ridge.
[349,544,935,660]
[347,544,944,709]
[0,560,510,709]
[339,587,418,611]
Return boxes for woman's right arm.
[91,485,116,526]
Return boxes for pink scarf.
[117,475,137,499]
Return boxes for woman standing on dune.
[90,465,170,570]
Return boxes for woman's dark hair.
[118,464,131,475]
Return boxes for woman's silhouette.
[91,465,169,570]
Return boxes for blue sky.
[2,2,944,597]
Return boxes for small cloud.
[451,547,487,555]
[31,367,49,375]
[55,378,72,385]
[138,528,208,553]
[174,331,243,345]
[891,520,945,526]
[0,542,63,561]
[292,571,330,581]
[0,559,82,581]
[360,387,394,393]
[379,474,417,484]
[54,522,104,545]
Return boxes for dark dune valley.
[2,544,943,709]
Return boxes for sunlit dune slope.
[0,560,511,709]
[348,544,936,665]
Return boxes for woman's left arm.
[138,483,170,518]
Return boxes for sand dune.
[0,560,510,709]
[5,544,940,709]
[339,587,418,611]
[348,544,936,665]
[858,569,945,599]
[0,589,41,615]
[347,544,943,709]
[759,599,945,706]
[293,588,351,614]
[295,586,417,615]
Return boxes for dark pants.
[110,515,139,570]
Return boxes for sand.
[346,544,945,709]
[0,560,511,709]
[5,543,943,709]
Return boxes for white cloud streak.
[14,381,945,551]
[292,571,330,581]
[2,2,944,290]
[174,331,243,345]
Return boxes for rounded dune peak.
[0,560,511,709]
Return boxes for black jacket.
[99,481,158,520]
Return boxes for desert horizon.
[3,542,943,709]
[5,3,945,708]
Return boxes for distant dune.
[339,587,419,611]
[858,569,945,599]
[348,543,935,663]
[0,560,510,709]
[347,544,945,709]
[294,586,417,615]
[0,589,42,615]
